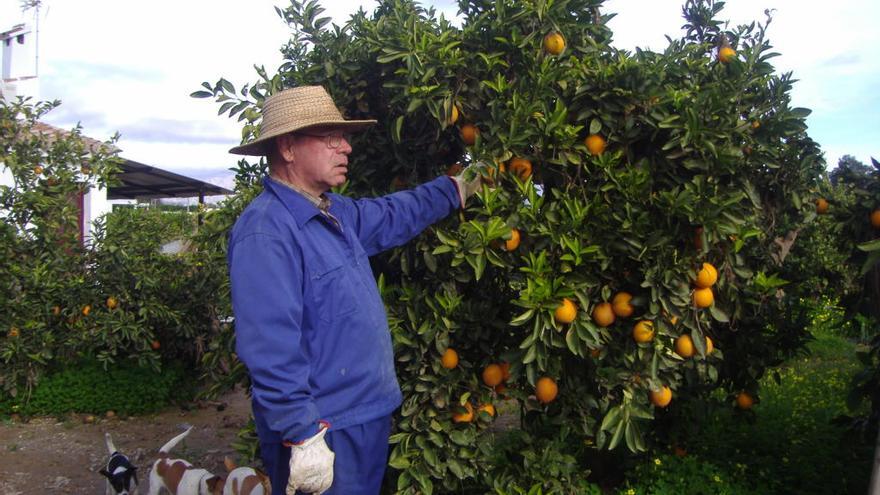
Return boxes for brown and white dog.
[100,432,139,494]
[222,457,270,495]
[147,426,225,495]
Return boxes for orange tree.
[0,98,220,410]
[197,0,825,490]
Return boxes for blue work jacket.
[228,175,459,444]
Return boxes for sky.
[1,0,878,190]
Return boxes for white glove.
[451,162,490,208]
[286,424,334,495]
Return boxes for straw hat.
[229,86,377,155]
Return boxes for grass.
[685,323,873,494]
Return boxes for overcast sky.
[1,0,877,188]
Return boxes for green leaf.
[589,118,602,134]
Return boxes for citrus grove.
[190,0,828,491]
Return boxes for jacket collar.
[262,176,323,228]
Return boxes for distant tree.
[831,154,872,187]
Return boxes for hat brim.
[229,119,377,156]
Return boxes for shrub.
[1,359,193,417]
[618,454,759,495]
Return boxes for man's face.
[288,126,353,193]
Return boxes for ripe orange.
[650,386,672,407]
[705,336,714,355]
[535,376,558,404]
[633,320,654,343]
[482,364,504,387]
[693,287,714,308]
[736,391,754,410]
[751,120,761,130]
[448,104,459,125]
[694,262,718,288]
[33,165,43,175]
[673,445,687,457]
[611,292,634,318]
[7,326,20,338]
[508,157,532,180]
[452,402,474,423]
[591,302,615,327]
[494,383,508,397]
[870,209,880,228]
[441,348,459,369]
[718,46,736,63]
[81,304,92,316]
[554,297,577,324]
[459,124,478,145]
[542,32,565,55]
[675,334,695,358]
[584,134,606,156]
[151,340,161,351]
[505,228,521,251]
[815,198,829,214]
[500,362,511,382]
[589,348,602,358]
[477,404,496,417]
[106,296,118,310]
[52,306,61,316]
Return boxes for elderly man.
[227,86,480,495]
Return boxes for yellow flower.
[654,458,662,466]
[626,489,636,495]
[714,475,721,483]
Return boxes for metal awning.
[109,159,233,200]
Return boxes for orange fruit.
[508,157,532,180]
[477,404,496,417]
[589,348,602,358]
[674,334,695,358]
[505,228,521,251]
[448,104,459,125]
[500,362,511,382]
[751,120,761,130]
[591,302,615,327]
[736,391,754,410]
[870,209,880,228]
[693,287,714,308]
[718,46,736,63]
[673,445,687,457]
[81,304,91,316]
[459,124,478,145]
[52,306,61,316]
[494,383,508,397]
[650,386,672,407]
[584,134,606,156]
[694,262,718,288]
[106,296,118,310]
[815,198,829,214]
[705,336,714,355]
[452,402,474,423]
[535,376,558,404]
[482,364,504,387]
[7,326,20,338]
[542,32,565,55]
[554,297,577,324]
[633,320,654,343]
[611,292,634,318]
[151,340,161,351]
[441,348,459,369]
[33,165,43,175]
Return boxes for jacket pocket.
[312,262,359,324]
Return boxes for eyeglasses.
[298,131,351,149]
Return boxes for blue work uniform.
[228,175,459,494]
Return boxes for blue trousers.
[261,415,392,495]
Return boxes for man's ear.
[276,133,297,163]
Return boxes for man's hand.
[451,161,491,208]
[286,424,334,494]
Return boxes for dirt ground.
[0,388,252,494]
